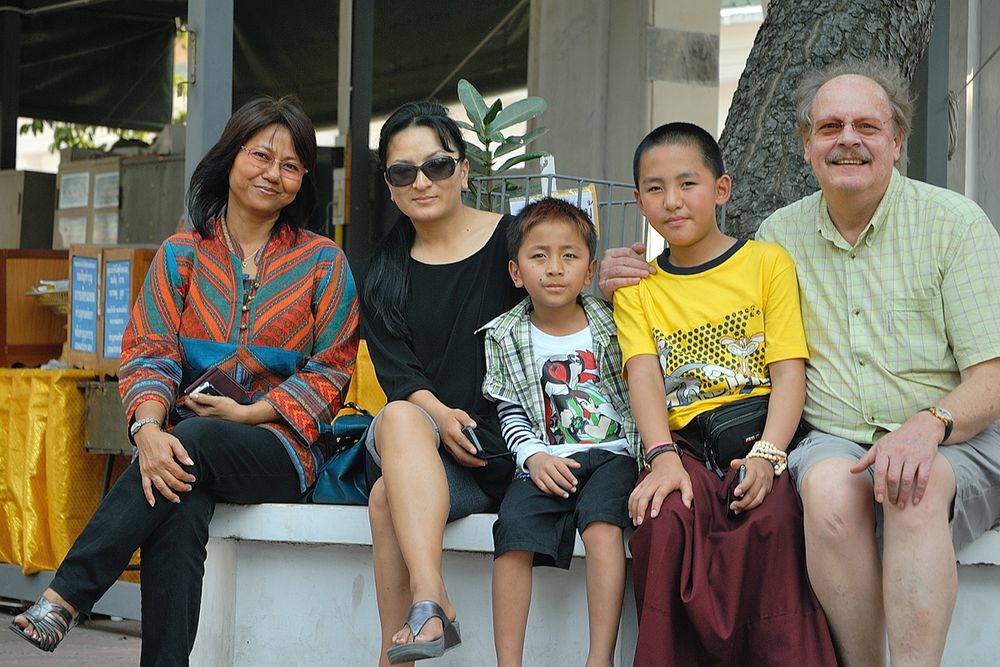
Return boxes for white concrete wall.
[191,504,1000,667]
[975,0,1000,232]
[191,505,638,667]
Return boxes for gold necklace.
[242,241,267,269]
[221,217,268,270]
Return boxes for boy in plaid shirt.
[479,197,639,667]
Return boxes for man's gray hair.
[795,60,914,141]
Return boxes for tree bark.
[718,0,936,239]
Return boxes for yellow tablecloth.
[0,345,385,577]
[0,369,131,575]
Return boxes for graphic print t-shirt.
[531,323,629,457]
[613,239,808,431]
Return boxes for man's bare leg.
[882,454,957,667]
[800,458,886,666]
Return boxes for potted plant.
[455,79,550,209]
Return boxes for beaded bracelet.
[746,440,788,476]
[642,442,681,471]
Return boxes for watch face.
[933,406,953,422]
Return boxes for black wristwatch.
[923,407,953,442]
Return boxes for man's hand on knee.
[852,414,942,507]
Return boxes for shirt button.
[858,359,865,366]
[240,324,248,331]
[242,305,249,312]
[848,253,856,259]
[853,309,861,316]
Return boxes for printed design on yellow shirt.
[653,305,769,407]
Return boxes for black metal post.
[1,10,22,170]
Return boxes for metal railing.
[468,172,648,256]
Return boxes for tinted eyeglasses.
[811,117,892,140]
[385,155,459,187]
[240,145,309,180]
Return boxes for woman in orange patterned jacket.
[10,96,359,665]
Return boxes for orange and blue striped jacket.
[118,218,359,490]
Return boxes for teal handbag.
[308,404,373,505]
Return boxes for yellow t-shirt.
[613,239,808,430]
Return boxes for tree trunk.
[718,0,936,239]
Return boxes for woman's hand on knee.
[433,407,485,468]
[135,429,196,507]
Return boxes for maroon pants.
[629,456,838,666]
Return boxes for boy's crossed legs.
[491,449,637,667]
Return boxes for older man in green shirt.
[599,60,1000,667]
[755,62,1000,667]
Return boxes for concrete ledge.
[196,503,631,666]
[196,503,1000,667]
[207,503,588,556]
[957,527,1000,566]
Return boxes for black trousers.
[50,417,302,666]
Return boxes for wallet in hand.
[183,366,250,404]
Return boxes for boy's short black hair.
[632,121,726,187]
[507,197,598,262]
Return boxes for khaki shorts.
[788,420,1000,551]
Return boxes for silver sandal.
[8,595,78,652]
[386,600,461,664]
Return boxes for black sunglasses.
[385,155,459,187]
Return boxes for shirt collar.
[478,294,616,343]
[816,168,902,249]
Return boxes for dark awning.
[13,0,529,130]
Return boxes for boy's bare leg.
[493,550,534,667]
[581,521,625,667]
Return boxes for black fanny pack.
[677,395,771,477]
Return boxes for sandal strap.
[23,597,76,648]
[402,600,448,638]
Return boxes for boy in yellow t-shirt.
[614,121,836,664]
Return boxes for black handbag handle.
[341,401,372,417]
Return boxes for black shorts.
[492,448,638,569]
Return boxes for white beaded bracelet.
[746,440,788,476]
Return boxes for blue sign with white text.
[103,260,131,359]
[70,256,99,353]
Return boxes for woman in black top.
[362,102,521,665]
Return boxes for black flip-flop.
[386,600,461,664]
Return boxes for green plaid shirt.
[758,169,1000,443]
[479,294,641,458]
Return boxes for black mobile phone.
[462,425,512,460]
[727,464,747,518]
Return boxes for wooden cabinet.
[0,170,56,249]
[0,249,68,366]
[119,154,185,245]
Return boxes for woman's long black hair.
[186,95,318,236]
[363,101,467,339]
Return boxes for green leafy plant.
[455,79,549,207]
[19,119,152,153]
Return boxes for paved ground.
[0,603,140,666]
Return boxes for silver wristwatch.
[129,417,162,440]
